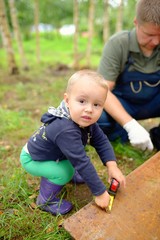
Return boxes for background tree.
[86,0,95,67]
[14,0,34,40]
[0,0,139,72]
[0,0,18,75]
[73,0,79,69]
[116,0,124,32]
[39,0,73,29]
[34,0,40,64]
[9,0,28,70]
[123,0,137,30]
[103,0,110,43]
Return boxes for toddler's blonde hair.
[66,69,108,94]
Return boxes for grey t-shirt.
[98,28,160,82]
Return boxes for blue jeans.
[97,94,160,142]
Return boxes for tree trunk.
[73,0,79,69]
[116,0,123,32]
[9,0,28,70]
[34,0,40,64]
[103,0,110,43]
[0,0,19,75]
[86,0,95,67]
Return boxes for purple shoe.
[36,177,72,215]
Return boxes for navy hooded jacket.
[27,110,116,196]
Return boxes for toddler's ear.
[64,93,69,107]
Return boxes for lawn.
[0,35,158,239]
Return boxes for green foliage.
[1,108,29,133]
[2,0,138,41]
[123,0,137,30]
[39,0,73,27]
[0,167,71,239]
[111,140,155,175]
[0,8,158,237]
[0,67,157,239]
[15,0,34,29]
[0,33,103,70]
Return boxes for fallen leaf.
[30,202,37,209]
[46,227,54,233]
[29,193,37,199]
[58,218,64,227]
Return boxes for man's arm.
[104,81,132,126]
[104,80,153,151]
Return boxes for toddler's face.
[64,78,107,127]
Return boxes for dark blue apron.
[98,50,160,142]
[98,33,160,141]
[112,55,160,104]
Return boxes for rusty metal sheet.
[63,152,160,240]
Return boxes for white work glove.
[123,119,153,151]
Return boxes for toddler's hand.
[106,161,126,188]
[95,191,110,209]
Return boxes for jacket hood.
[41,100,70,124]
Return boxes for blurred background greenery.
[0,0,137,73]
[0,1,158,239]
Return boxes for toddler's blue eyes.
[78,100,101,107]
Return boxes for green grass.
[1,167,71,239]
[0,35,157,239]
[0,33,103,71]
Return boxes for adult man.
[97,0,160,151]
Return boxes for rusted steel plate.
[63,152,160,240]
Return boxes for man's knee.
[97,111,113,127]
